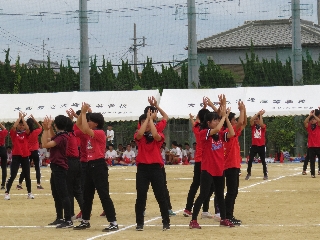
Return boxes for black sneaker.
[230,217,241,226]
[37,185,44,190]
[48,219,65,226]
[136,224,144,231]
[0,186,5,190]
[245,174,250,180]
[16,185,23,190]
[163,223,170,231]
[73,221,91,230]
[56,220,73,229]
[263,175,268,180]
[102,223,119,232]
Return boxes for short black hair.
[6,146,11,149]
[65,118,74,132]
[54,115,68,131]
[76,110,81,116]
[185,142,189,146]
[198,108,210,123]
[26,118,35,133]
[89,113,104,129]
[172,141,178,146]
[139,114,147,125]
[144,106,158,114]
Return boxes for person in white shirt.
[184,142,194,163]
[130,140,138,156]
[168,141,182,164]
[105,125,114,147]
[119,144,136,166]
[105,144,118,166]
[38,143,47,167]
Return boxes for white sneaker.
[4,193,10,200]
[27,193,35,199]
[201,212,214,219]
[213,213,221,222]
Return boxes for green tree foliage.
[139,57,159,90]
[266,116,296,153]
[115,60,136,90]
[13,56,21,94]
[199,59,236,88]
[240,43,292,86]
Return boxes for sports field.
[0,163,318,240]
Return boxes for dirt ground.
[0,163,318,240]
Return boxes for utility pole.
[318,0,320,25]
[292,0,304,157]
[79,0,90,91]
[131,23,146,79]
[187,0,199,89]
[292,0,303,86]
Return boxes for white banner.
[160,85,319,118]
[0,90,160,122]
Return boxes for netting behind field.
[0,0,317,71]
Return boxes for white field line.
[86,171,301,240]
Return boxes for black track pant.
[247,145,268,175]
[19,150,41,184]
[0,146,7,186]
[135,163,170,226]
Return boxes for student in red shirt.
[245,109,268,180]
[65,117,83,220]
[74,103,118,232]
[223,101,247,226]
[184,97,220,219]
[304,110,320,178]
[189,99,235,229]
[68,108,91,220]
[0,122,8,189]
[134,110,170,231]
[18,115,43,190]
[42,115,72,228]
[5,112,34,200]
[141,97,176,217]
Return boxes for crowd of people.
[2,93,317,232]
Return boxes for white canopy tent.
[160,85,320,118]
[1,85,319,122]
[0,90,160,122]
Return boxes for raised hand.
[189,113,194,119]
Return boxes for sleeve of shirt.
[93,130,105,143]
[35,128,42,136]
[199,129,209,141]
[10,129,16,140]
[156,119,167,133]
[73,124,80,131]
[1,129,8,137]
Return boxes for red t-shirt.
[50,132,69,169]
[87,130,106,161]
[28,128,42,151]
[0,129,8,146]
[193,123,203,163]
[134,131,164,166]
[74,129,90,162]
[224,126,242,170]
[66,132,79,158]
[200,129,227,177]
[10,129,29,157]
[307,123,320,147]
[251,125,266,146]
[73,124,81,147]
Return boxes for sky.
[0,0,317,72]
